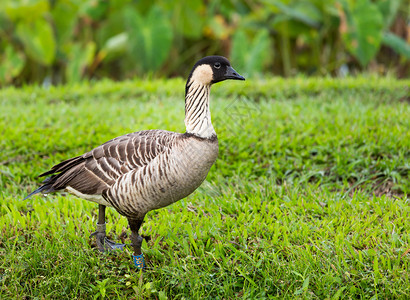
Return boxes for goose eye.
[214,62,221,69]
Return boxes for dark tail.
[23,155,84,200]
[23,180,54,200]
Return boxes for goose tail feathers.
[22,179,57,200]
[23,155,84,200]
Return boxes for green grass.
[1,76,409,299]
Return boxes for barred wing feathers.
[27,130,178,200]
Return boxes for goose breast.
[103,134,218,218]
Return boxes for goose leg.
[128,217,146,269]
[90,204,126,251]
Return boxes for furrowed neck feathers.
[184,67,215,139]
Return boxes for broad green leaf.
[0,45,26,84]
[165,0,205,39]
[65,42,96,83]
[103,33,128,55]
[51,1,79,45]
[245,30,272,76]
[179,0,205,39]
[4,0,49,22]
[293,1,323,24]
[382,32,410,59]
[99,32,128,62]
[80,0,109,21]
[0,12,12,33]
[96,9,126,48]
[206,15,231,39]
[263,0,320,28]
[16,18,56,66]
[341,0,384,67]
[271,14,314,37]
[377,0,402,29]
[124,5,173,72]
[109,0,134,10]
[231,30,247,71]
[231,28,271,77]
[266,0,323,38]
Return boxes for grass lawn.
[1,76,409,299]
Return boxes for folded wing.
[25,130,178,199]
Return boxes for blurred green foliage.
[0,0,408,85]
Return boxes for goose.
[24,56,245,269]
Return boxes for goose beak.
[225,66,245,81]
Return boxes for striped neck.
[184,81,215,138]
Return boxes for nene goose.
[25,56,245,269]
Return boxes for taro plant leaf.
[231,28,271,77]
[206,15,232,39]
[4,0,49,22]
[382,32,410,59]
[96,9,126,49]
[0,45,25,84]
[376,0,402,29]
[163,0,205,39]
[80,0,109,21]
[265,0,323,42]
[339,0,384,67]
[271,14,314,37]
[65,42,96,83]
[177,0,205,39]
[16,18,56,66]
[0,11,13,34]
[89,33,128,77]
[51,1,79,45]
[231,30,247,72]
[97,32,128,64]
[263,0,321,28]
[124,5,173,72]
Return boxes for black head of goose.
[24,56,245,269]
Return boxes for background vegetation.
[0,0,409,86]
[1,77,409,298]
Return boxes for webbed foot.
[89,223,126,252]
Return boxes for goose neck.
[184,82,215,138]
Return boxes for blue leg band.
[132,253,146,269]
